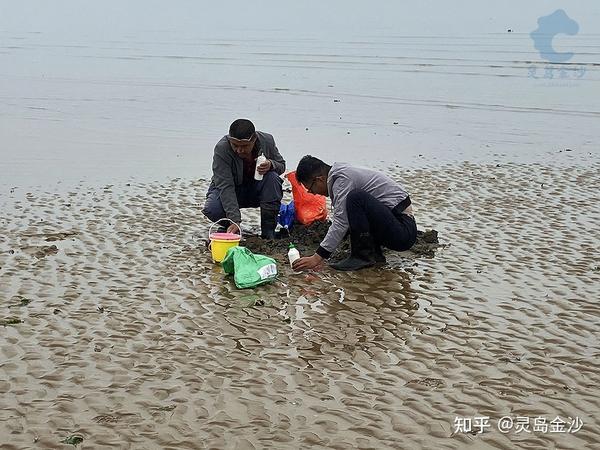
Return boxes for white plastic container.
[288,243,300,267]
[254,154,267,181]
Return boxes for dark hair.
[296,155,330,184]
[229,119,255,140]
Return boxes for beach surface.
[2,1,600,448]
[1,152,599,449]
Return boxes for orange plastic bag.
[286,171,328,225]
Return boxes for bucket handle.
[208,218,242,248]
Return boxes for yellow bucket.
[208,219,241,263]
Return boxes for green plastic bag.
[222,246,278,289]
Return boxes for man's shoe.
[330,256,375,271]
[330,232,379,271]
[373,244,386,264]
[261,229,276,240]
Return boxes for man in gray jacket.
[292,155,416,271]
[202,119,285,239]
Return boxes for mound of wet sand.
[412,229,441,258]
[241,221,441,263]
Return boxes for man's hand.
[227,223,240,234]
[292,254,324,271]
[256,158,272,175]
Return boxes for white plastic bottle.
[288,243,300,267]
[254,154,267,181]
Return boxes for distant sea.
[1,1,598,188]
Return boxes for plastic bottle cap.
[288,243,296,249]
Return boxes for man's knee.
[260,171,283,200]
[262,170,282,185]
[202,199,225,222]
[202,206,221,222]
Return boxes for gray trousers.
[202,171,283,222]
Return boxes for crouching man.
[292,155,416,271]
[202,119,285,239]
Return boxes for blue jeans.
[202,171,283,222]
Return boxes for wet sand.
[1,157,600,449]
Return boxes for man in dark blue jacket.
[202,119,286,239]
